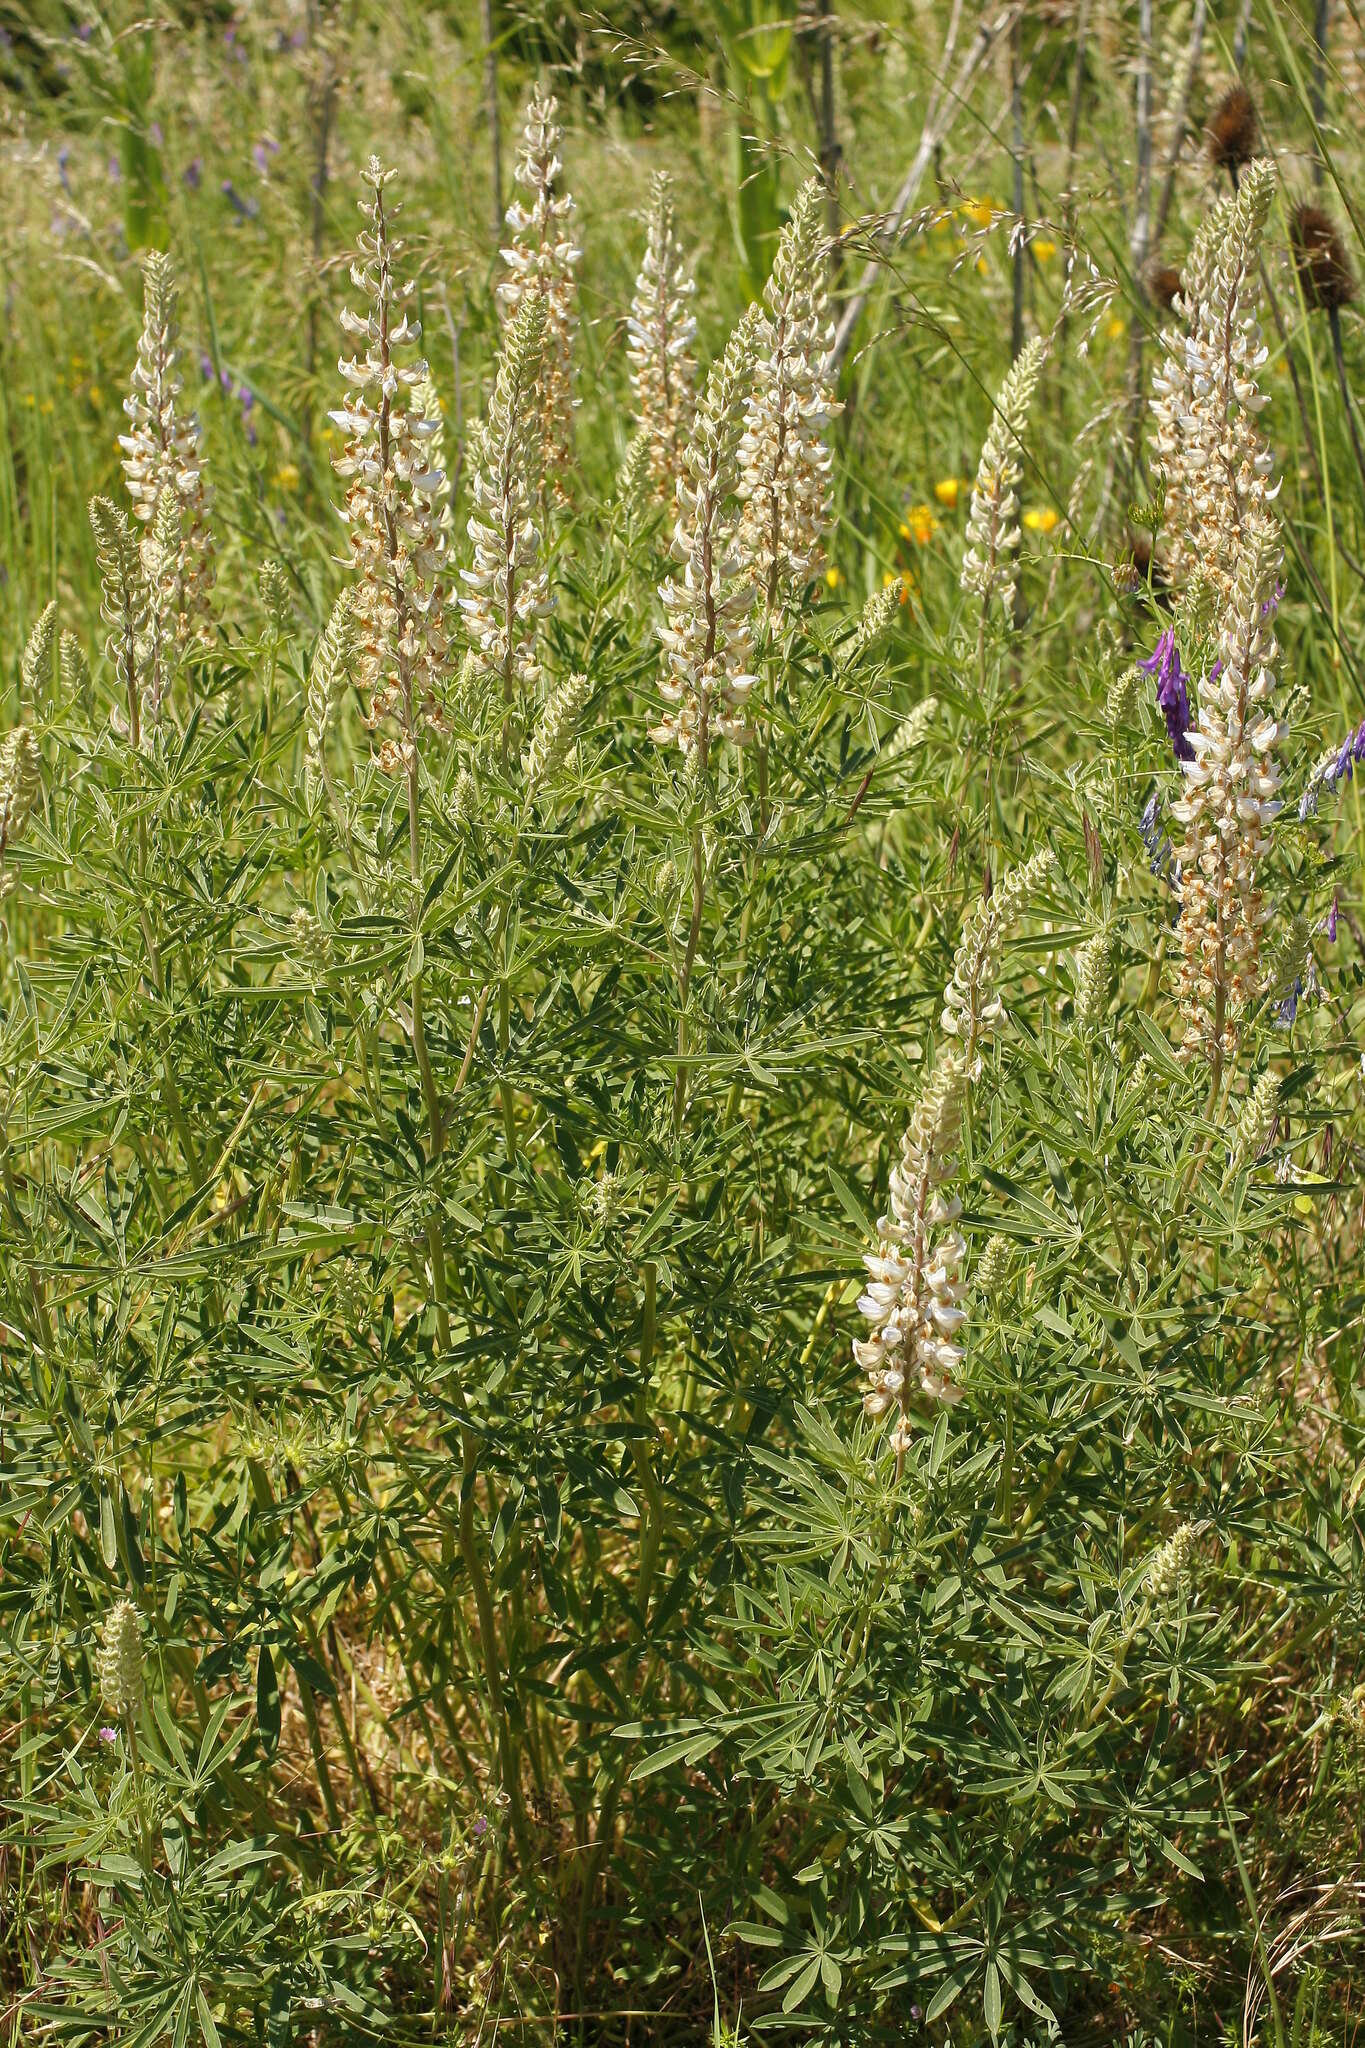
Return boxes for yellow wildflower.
[976,256,989,277]
[1022,506,1058,535]
[961,197,995,229]
[824,565,843,589]
[88,386,103,407]
[900,505,939,545]
[1106,316,1127,341]
[933,478,962,509]
[273,463,301,494]
[1032,238,1057,261]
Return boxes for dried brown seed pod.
[1207,84,1259,171]
[1291,201,1356,313]
[1115,534,1169,602]
[1149,263,1184,313]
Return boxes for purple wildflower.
[76,21,93,40]
[220,367,233,392]
[200,351,215,380]
[221,179,259,221]
[1277,976,1302,1027]
[106,156,122,182]
[1138,628,1194,763]
[1139,788,1181,894]
[1327,895,1339,944]
[472,1815,488,1837]
[57,145,71,193]
[98,1725,118,1743]
[1300,716,1365,818]
[252,137,280,178]
[183,156,202,190]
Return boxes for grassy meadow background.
[2,0,1365,2042]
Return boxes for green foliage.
[3,5,1365,2046]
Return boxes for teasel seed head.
[523,669,589,793]
[499,83,580,483]
[332,157,450,776]
[737,177,839,613]
[460,294,552,717]
[941,847,1053,1078]
[97,1598,144,1718]
[59,632,93,718]
[1290,202,1356,314]
[961,335,1048,620]
[90,495,148,750]
[1207,84,1259,173]
[304,586,362,809]
[0,724,41,871]
[1074,927,1115,1028]
[1171,513,1285,1072]
[20,601,57,707]
[629,172,698,501]
[119,250,214,644]
[1229,1068,1280,1175]
[653,304,763,762]
[855,1050,968,1445]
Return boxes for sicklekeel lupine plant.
[653,305,762,760]
[736,177,838,612]
[1149,198,1231,588]
[628,171,698,500]
[119,250,213,646]
[498,82,580,479]
[331,157,450,783]
[960,334,1047,625]
[0,724,41,885]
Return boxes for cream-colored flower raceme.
[0,724,41,873]
[460,295,552,722]
[331,157,450,780]
[855,1051,968,1453]
[1168,162,1278,602]
[20,601,56,705]
[98,1598,144,1718]
[941,848,1053,1077]
[1074,927,1115,1029]
[629,172,698,501]
[118,250,213,645]
[844,584,900,670]
[1144,1522,1200,1602]
[1171,515,1284,1075]
[498,83,580,482]
[1229,1067,1280,1176]
[975,1232,1013,1303]
[89,495,148,749]
[960,335,1047,618]
[259,560,293,638]
[1149,197,1233,587]
[522,669,589,794]
[60,631,93,718]
[653,304,762,762]
[304,586,362,809]
[138,486,182,735]
[737,177,838,611]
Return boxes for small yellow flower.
[1106,316,1127,341]
[1022,506,1058,535]
[824,565,843,589]
[883,569,914,605]
[88,385,103,407]
[40,398,54,416]
[961,197,995,229]
[976,256,989,277]
[933,477,962,509]
[273,463,301,493]
[70,353,86,372]
[900,504,939,546]
[1032,238,1058,261]
[22,393,35,407]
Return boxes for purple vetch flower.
[1327,895,1339,944]
[1261,582,1284,619]
[221,179,259,221]
[106,155,122,182]
[1299,716,1365,818]
[98,1725,118,1743]
[200,351,215,380]
[183,156,202,190]
[219,367,233,391]
[1138,628,1194,763]
[1276,976,1303,1026]
[76,21,94,40]
[57,145,71,193]
[252,137,280,178]
[472,1815,488,1837]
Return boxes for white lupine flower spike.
[119,251,214,645]
[961,335,1047,622]
[498,83,580,483]
[331,157,450,778]
[629,172,698,501]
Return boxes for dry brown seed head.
[1290,202,1356,313]
[1207,84,1259,171]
